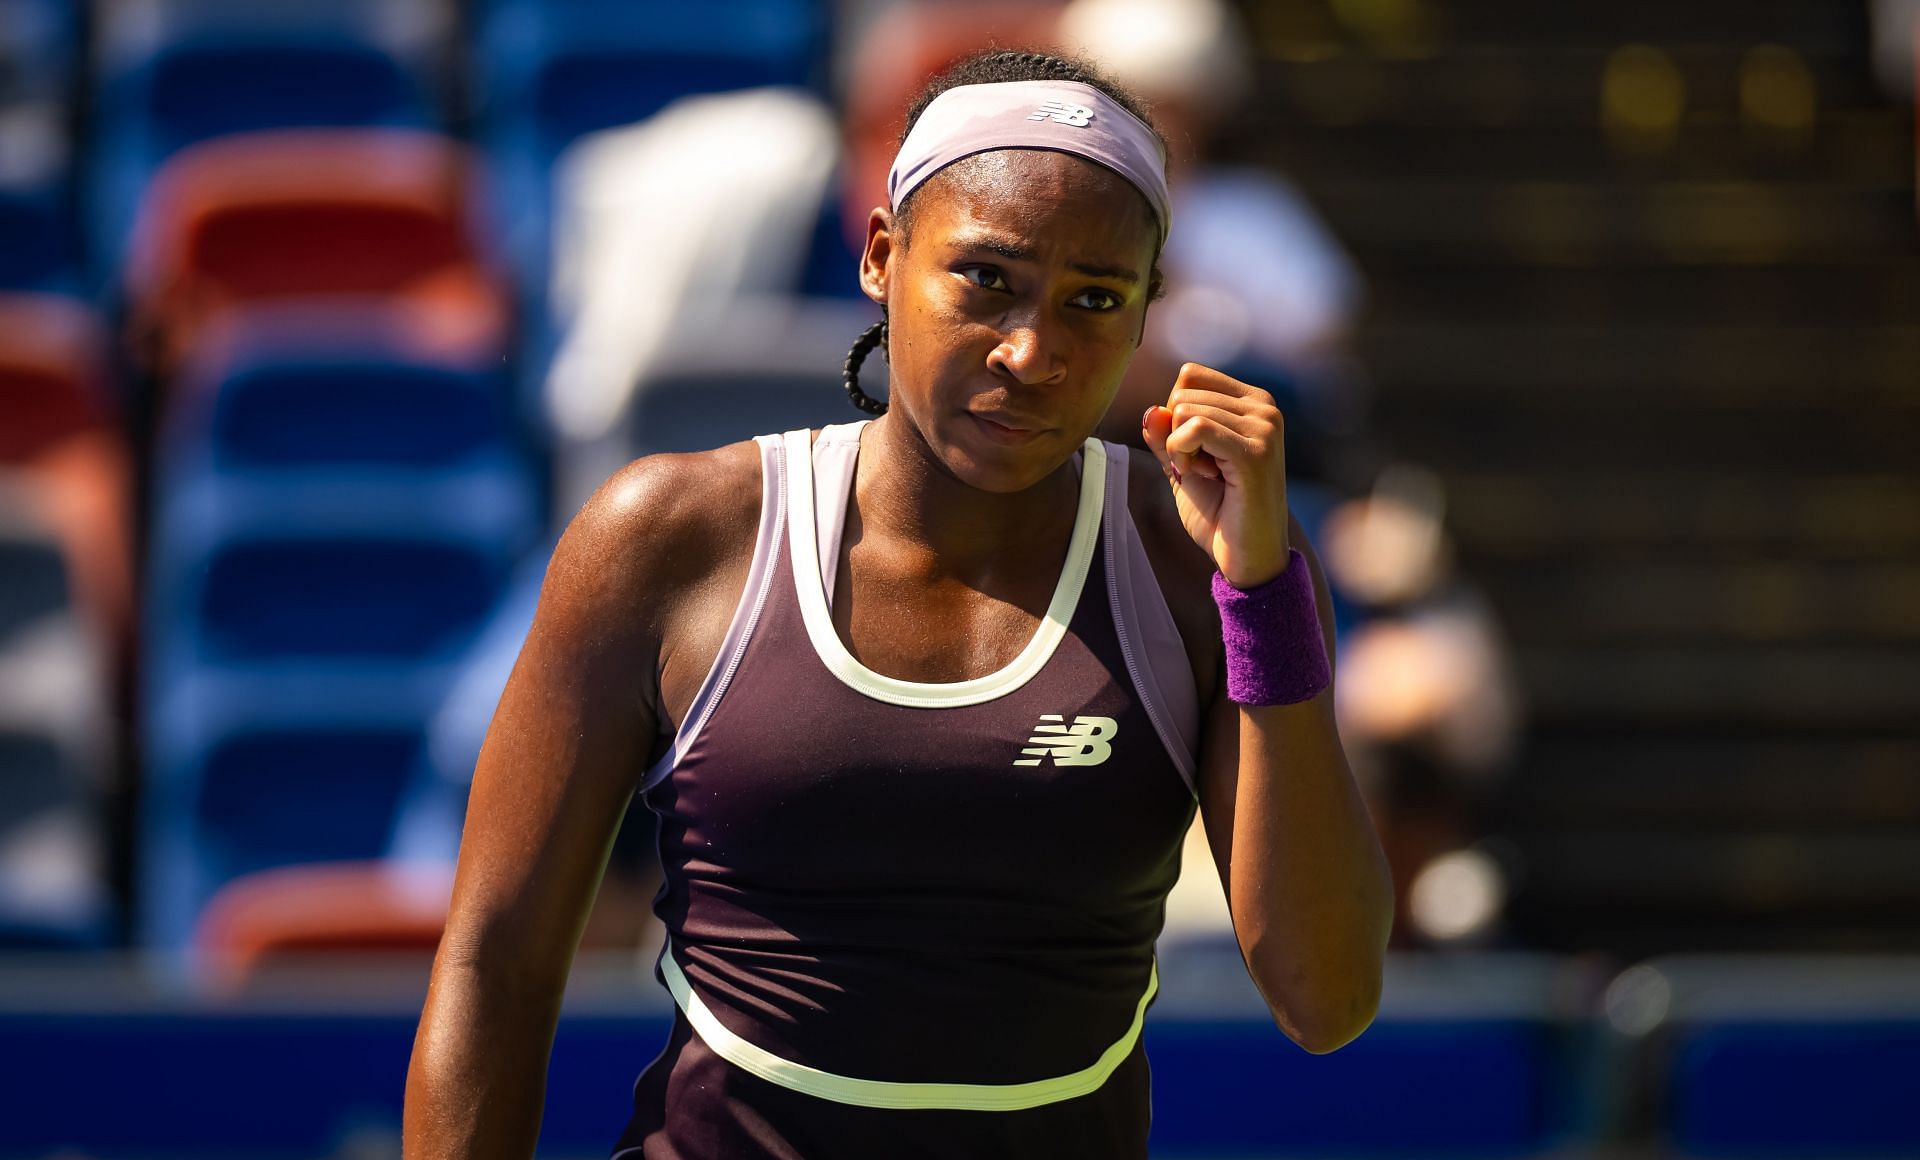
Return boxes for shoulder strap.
[811,425,865,604]
[1100,441,1201,798]
[638,434,788,793]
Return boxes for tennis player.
[404,49,1392,1159]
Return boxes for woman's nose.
[986,316,1067,386]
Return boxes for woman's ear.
[859,207,895,307]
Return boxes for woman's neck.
[850,410,1082,583]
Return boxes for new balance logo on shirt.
[1015,714,1117,766]
[1029,100,1094,127]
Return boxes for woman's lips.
[968,411,1046,444]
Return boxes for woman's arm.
[402,453,726,1158]
[1139,365,1393,1054]
[1194,514,1393,1054]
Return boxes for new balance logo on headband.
[1014,714,1117,766]
[1029,99,1094,127]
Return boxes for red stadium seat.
[840,1,1065,245]
[192,859,455,992]
[0,294,113,464]
[125,128,507,376]
[0,294,134,665]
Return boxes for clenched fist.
[1141,362,1292,589]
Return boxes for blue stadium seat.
[197,725,413,868]
[205,536,501,661]
[0,101,78,292]
[207,362,515,472]
[143,38,427,143]
[0,181,76,294]
[480,0,825,166]
[161,321,526,476]
[135,316,540,960]
[138,477,534,960]
[476,0,828,288]
[146,330,538,666]
[145,480,531,672]
[389,537,555,867]
[138,479,534,961]
[90,30,439,277]
[138,667,443,962]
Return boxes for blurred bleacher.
[1,0,856,979]
[1223,0,1920,956]
[1,0,1918,1156]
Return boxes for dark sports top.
[610,421,1203,1159]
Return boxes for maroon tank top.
[611,421,1202,1159]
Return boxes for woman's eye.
[961,266,1009,291]
[1071,289,1123,311]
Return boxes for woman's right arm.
[402,454,716,1159]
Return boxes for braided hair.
[842,48,1170,416]
[843,315,889,415]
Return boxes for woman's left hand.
[1141,362,1292,588]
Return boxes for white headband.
[887,79,1171,244]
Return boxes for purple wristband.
[1212,548,1331,706]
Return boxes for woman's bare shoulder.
[546,437,766,632]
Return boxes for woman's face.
[860,148,1160,493]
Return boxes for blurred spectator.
[543,87,839,448]
[1323,463,1523,948]
[1159,452,1532,951]
[540,85,849,515]
[473,0,825,300]
[1168,462,1522,948]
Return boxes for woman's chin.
[940,425,1078,494]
